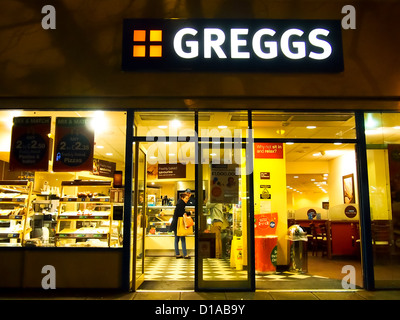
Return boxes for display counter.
[145,205,195,256]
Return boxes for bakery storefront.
[0,1,400,292]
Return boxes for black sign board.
[122,19,343,72]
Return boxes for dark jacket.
[170,198,187,233]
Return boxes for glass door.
[196,111,253,291]
[133,145,147,289]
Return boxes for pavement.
[1,288,400,300]
[1,288,399,318]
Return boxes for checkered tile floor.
[143,256,330,282]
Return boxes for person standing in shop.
[170,192,191,259]
[207,201,225,258]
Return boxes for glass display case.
[0,180,34,247]
[55,180,122,247]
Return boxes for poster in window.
[9,117,51,171]
[53,117,94,172]
[210,164,239,203]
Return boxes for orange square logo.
[132,29,162,58]
[133,30,146,42]
[133,45,146,57]
[150,30,162,42]
[150,45,162,57]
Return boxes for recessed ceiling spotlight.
[307,125,317,129]
[218,125,227,129]
[170,119,181,127]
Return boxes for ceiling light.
[313,153,321,156]
[170,119,181,127]
[89,111,107,133]
[106,153,113,156]
[96,145,104,149]
[286,142,294,145]
[365,114,379,129]
[306,125,317,129]
[334,142,342,145]
[394,126,400,130]
[158,125,168,129]
[294,176,299,178]
[218,125,227,129]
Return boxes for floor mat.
[139,256,361,290]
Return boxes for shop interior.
[134,111,363,290]
[2,110,399,290]
[0,110,126,249]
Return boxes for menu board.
[9,117,51,171]
[53,117,94,172]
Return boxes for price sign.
[9,117,51,171]
[53,117,94,172]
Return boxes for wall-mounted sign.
[9,117,51,171]
[122,19,343,72]
[255,143,283,159]
[53,118,94,172]
[260,172,270,179]
[158,163,186,179]
[93,158,116,178]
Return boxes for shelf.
[60,197,110,203]
[0,215,25,220]
[147,205,195,209]
[58,212,111,220]
[56,227,109,239]
[0,227,32,238]
[61,180,111,187]
[0,181,34,246]
[55,180,117,248]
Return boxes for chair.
[309,222,328,257]
[371,220,392,259]
[351,222,361,258]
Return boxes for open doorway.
[136,140,196,291]
[254,142,362,290]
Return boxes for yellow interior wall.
[367,149,391,220]
[253,146,287,265]
[328,151,358,208]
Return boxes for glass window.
[0,110,126,248]
[134,111,195,138]
[254,141,361,290]
[197,111,252,290]
[252,112,356,139]
[365,112,400,288]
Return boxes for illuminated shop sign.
[122,19,343,72]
